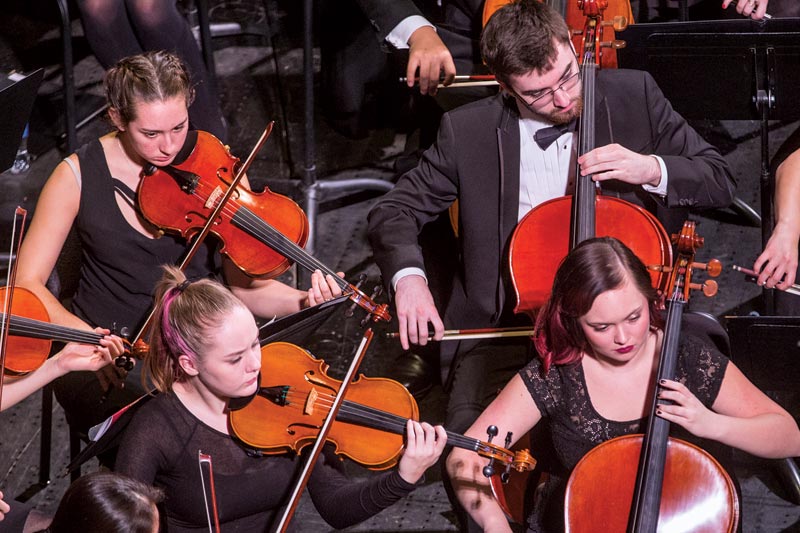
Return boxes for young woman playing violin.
[14,50,343,435]
[446,237,800,532]
[115,266,447,531]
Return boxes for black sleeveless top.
[71,139,219,334]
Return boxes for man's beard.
[546,96,583,125]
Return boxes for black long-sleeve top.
[116,393,417,532]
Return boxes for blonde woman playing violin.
[116,266,446,531]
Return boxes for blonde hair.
[104,50,195,126]
[145,266,247,392]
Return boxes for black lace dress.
[518,334,729,532]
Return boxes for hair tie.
[175,279,193,293]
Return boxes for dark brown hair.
[481,0,572,86]
[45,472,163,533]
[533,237,664,372]
[104,50,195,126]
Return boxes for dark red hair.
[533,237,664,372]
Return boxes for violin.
[507,0,671,321]
[563,221,739,532]
[0,207,26,407]
[228,342,536,474]
[0,286,144,375]
[137,130,390,322]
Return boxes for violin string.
[1,313,104,344]
[274,388,496,455]
[234,208,342,281]
[188,184,345,287]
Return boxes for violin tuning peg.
[486,425,498,442]
[500,471,510,484]
[504,431,513,448]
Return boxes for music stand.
[618,19,800,312]
[725,314,800,504]
[258,294,349,346]
[0,69,44,172]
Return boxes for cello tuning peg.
[692,259,723,278]
[648,264,673,274]
[600,16,628,31]
[600,40,627,50]
[689,279,718,297]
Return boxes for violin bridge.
[303,388,319,416]
[205,186,224,210]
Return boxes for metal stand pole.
[298,0,393,287]
[755,47,775,314]
[56,0,77,153]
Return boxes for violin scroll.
[480,425,537,479]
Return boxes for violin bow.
[0,207,28,409]
[198,451,222,533]
[273,328,375,532]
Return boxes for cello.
[508,0,671,321]
[563,221,739,532]
[482,0,631,70]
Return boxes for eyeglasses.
[512,70,581,110]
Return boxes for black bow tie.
[533,120,576,150]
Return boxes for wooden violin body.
[138,131,308,280]
[0,286,143,375]
[229,342,536,473]
[230,342,417,469]
[0,286,49,375]
[138,130,391,322]
[565,435,739,532]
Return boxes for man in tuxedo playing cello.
[368,3,734,527]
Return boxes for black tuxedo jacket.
[368,69,736,379]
